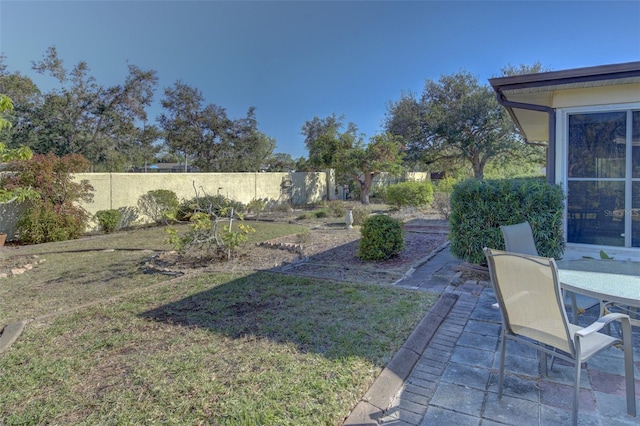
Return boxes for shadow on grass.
[138,270,433,366]
[138,222,445,365]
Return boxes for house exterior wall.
[551,83,640,109]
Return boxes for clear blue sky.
[1,1,639,159]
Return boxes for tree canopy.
[158,81,274,172]
[0,47,279,172]
[301,114,404,204]
[386,69,546,179]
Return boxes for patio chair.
[500,221,538,256]
[483,248,636,426]
[492,222,540,310]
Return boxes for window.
[566,110,639,247]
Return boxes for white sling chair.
[484,248,636,426]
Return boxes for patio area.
[371,248,640,425]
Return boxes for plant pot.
[0,233,6,247]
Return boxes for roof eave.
[489,61,640,94]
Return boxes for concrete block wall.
[1,170,429,237]
[74,171,328,218]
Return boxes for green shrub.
[449,178,565,265]
[327,200,346,218]
[138,189,179,224]
[296,211,313,220]
[9,153,93,244]
[435,176,458,193]
[314,210,328,218]
[351,205,370,226]
[18,200,88,244]
[94,209,122,233]
[385,181,434,208]
[246,198,266,216]
[166,210,255,261]
[358,215,404,261]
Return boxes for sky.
[1,1,639,160]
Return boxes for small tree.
[167,186,254,261]
[339,133,405,205]
[7,153,94,243]
[302,114,405,204]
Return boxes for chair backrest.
[483,248,574,355]
[500,221,539,256]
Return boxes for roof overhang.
[489,61,640,142]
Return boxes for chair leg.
[621,319,637,417]
[572,357,581,426]
[498,330,507,399]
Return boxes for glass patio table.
[557,259,640,325]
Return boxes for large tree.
[386,70,543,179]
[1,47,159,171]
[0,57,42,148]
[302,113,359,170]
[158,81,273,172]
[302,114,404,204]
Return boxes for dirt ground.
[1,212,452,285]
[149,217,451,285]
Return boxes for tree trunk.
[359,173,375,205]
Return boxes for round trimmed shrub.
[94,209,122,233]
[358,214,404,261]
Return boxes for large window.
[567,110,639,247]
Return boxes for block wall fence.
[0,170,429,237]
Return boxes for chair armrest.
[575,313,630,337]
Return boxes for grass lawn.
[0,222,438,425]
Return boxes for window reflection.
[568,112,626,178]
[567,181,625,246]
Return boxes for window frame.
[557,103,640,248]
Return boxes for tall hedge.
[449,178,565,264]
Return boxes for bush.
[177,194,245,222]
[385,181,434,208]
[435,176,458,193]
[246,198,266,216]
[9,153,93,244]
[94,209,122,233]
[358,214,404,261]
[117,206,140,229]
[314,210,328,218]
[449,178,565,265]
[327,200,346,218]
[166,210,255,261]
[432,192,452,220]
[137,189,179,224]
[18,201,88,244]
[351,205,370,226]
